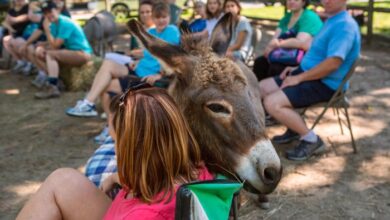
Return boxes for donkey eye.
[207,104,231,114]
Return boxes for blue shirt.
[50,15,93,54]
[300,11,361,90]
[135,25,180,77]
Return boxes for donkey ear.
[127,19,193,76]
[209,13,236,56]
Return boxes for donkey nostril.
[263,167,279,184]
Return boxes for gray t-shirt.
[229,16,252,60]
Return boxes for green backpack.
[175,179,243,220]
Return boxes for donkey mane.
[180,34,247,90]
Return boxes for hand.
[100,174,118,195]
[281,75,302,89]
[141,74,162,85]
[279,66,298,80]
[225,50,235,60]
[35,46,46,59]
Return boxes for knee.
[45,168,79,186]
[263,94,281,114]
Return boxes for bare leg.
[33,46,47,72]
[259,77,280,99]
[46,52,60,78]
[2,35,19,59]
[86,60,128,103]
[263,90,310,137]
[102,78,122,117]
[16,168,111,220]
[11,38,27,60]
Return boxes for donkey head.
[127,14,282,194]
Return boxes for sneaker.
[11,62,26,74]
[20,63,32,76]
[94,126,109,144]
[66,100,98,117]
[272,129,300,144]
[31,74,47,89]
[34,84,60,99]
[285,136,326,161]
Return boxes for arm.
[7,14,29,25]
[2,21,16,33]
[26,29,43,45]
[277,32,313,51]
[264,28,281,56]
[43,18,64,49]
[227,31,248,52]
[281,57,342,89]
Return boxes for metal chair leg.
[336,107,344,135]
[344,106,357,153]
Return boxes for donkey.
[127,13,282,196]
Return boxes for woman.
[253,0,322,81]
[16,84,213,220]
[224,0,252,61]
[205,0,223,37]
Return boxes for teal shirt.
[278,9,323,36]
[50,15,92,54]
[135,25,180,77]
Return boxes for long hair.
[113,87,202,203]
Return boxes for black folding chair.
[301,61,358,153]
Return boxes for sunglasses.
[119,82,152,106]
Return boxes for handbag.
[268,29,305,66]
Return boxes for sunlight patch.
[0,89,20,95]
[5,181,41,197]
[278,157,346,191]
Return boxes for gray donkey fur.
[83,10,116,56]
[127,13,282,198]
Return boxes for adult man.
[259,0,361,161]
[34,0,92,99]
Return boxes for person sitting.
[2,0,30,73]
[204,0,223,38]
[223,0,252,61]
[253,0,323,81]
[104,0,154,67]
[65,2,180,118]
[16,84,213,220]
[259,0,361,161]
[34,0,92,99]
[18,0,71,85]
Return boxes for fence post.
[366,0,374,44]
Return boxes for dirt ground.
[1,31,390,219]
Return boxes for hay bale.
[60,56,103,91]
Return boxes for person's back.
[300,10,361,90]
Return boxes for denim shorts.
[273,67,335,108]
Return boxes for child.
[34,0,92,99]
[224,0,252,61]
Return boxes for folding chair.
[175,179,242,220]
[301,61,358,153]
[244,25,262,67]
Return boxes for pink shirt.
[104,167,213,220]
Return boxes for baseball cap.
[41,1,57,13]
